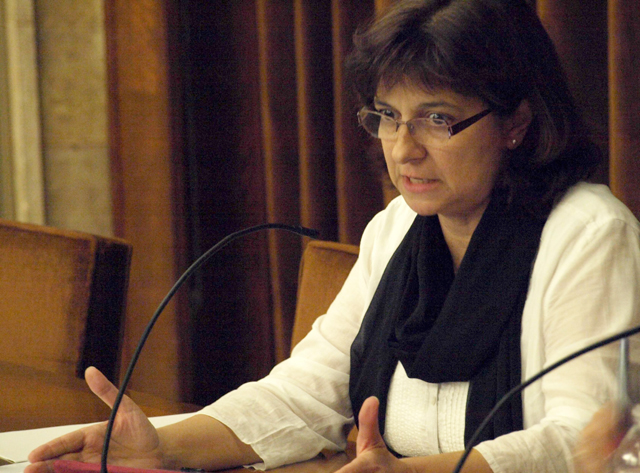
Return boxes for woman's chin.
[401,196,441,217]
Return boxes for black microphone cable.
[100,223,319,473]
[451,324,640,473]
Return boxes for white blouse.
[200,182,640,472]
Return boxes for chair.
[0,218,132,381]
[291,240,359,350]
[0,218,132,431]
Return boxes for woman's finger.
[24,460,57,473]
[28,428,91,463]
[85,367,119,409]
[355,396,386,456]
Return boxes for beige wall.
[0,0,45,224]
[35,0,113,237]
[0,0,113,237]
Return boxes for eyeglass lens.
[358,108,491,144]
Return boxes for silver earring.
[512,139,517,146]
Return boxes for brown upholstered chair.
[0,218,132,431]
[291,240,359,351]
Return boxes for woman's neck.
[438,213,483,272]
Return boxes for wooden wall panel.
[331,0,383,245]
[537,0,610,185]
[178,0,276,406]
[608,0,640,217]
[105,0,188,402]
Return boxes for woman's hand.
[336,397,492,473]
[573,403,629,473]
[25,367,163,473]
[336,397,416,473]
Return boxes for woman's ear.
[505,100,532,150]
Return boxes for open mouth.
[408,177,437,184]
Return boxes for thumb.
[85,366,120,409]
[356,396,386,456]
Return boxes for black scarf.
[349,193,547,447]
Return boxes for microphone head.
[297,226,320,239]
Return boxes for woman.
[27,0,640,472]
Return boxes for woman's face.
[376,82,512,229]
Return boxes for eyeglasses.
[357,107,492,145]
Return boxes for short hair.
[345,0,602,215]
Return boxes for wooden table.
[0,360,200,432]
[201,446,356,473]
[1,359,357,472]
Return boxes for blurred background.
[0,0,637,408]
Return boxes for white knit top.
[384,362,469,456]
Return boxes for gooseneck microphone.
[100,223,319,473]
[451,325,640,473]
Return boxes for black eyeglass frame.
[357,107,492,140]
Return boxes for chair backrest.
[291,240,359,351]
[0,218,131,383]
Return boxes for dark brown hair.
[345,0,601,215]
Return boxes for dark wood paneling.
[178,0,275,406]
[105,0,188,401]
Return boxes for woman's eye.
[427,113,449,126]
[377,109,396,118]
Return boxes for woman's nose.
[391,123,426,164]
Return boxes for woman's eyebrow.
[373,98,394,108]
[415,100,463,112]
[373,97,463,112]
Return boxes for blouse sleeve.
[475,186,640,473]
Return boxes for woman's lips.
[402,175,440,191]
